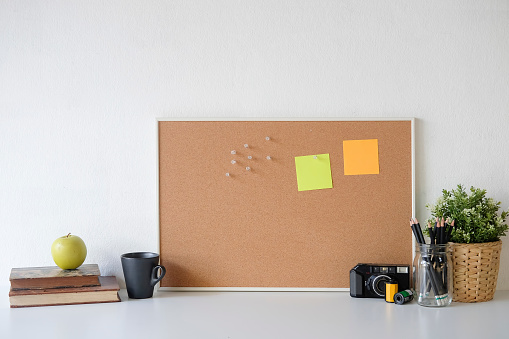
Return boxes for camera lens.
[367,274,392,297]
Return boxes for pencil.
[428,222,435,245]
[433,218,438,243]
[410,219,424,244]
[446,220,454,242]
[440,217,445,244]
[413,218,426,244]
[410,219,421,244]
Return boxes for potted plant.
[426,184,508,302]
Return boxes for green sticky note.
[295,154,333,191]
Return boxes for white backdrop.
[1,1,508,289]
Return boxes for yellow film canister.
[385,279,398,303]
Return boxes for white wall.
[1,1,509,289]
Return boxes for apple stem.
[66,233,71,238]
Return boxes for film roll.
[394,289,414,305]
[385,279,398,303]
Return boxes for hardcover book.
[9,264,101,290]
[9,276,120,308]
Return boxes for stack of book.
[9,264,120,308]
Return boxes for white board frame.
[156,117,415,292]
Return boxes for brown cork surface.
[158,120,413,288]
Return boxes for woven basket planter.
[450,241,502,302]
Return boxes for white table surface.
[2,287,508,339]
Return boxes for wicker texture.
[451,241,502,302]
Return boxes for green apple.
[51,233,87,269]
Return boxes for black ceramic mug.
[121,252,166,299]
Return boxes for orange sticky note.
[343,139,379,175]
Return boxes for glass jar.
[413,244,453,307]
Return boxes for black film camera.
[350,263,410,298]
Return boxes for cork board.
[158,119,413,290]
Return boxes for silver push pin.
[265,136,270,141]
[247,155,252,160]
[266,155,271,160]
[246,166,251,171]
[244,144,249,148]
[231,160,237,164]
[231,150,236,155]
[225,172,230,177]
[313,156,318,159]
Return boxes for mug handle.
[151,265,166,287]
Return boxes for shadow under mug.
[121,252,166,299]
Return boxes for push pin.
[246,166,251,171]
[225,172,230,177]
[231,160,237,164]
[265,136,270,141]
[244,144,249,148]
[266,155,271,160]
[313,156,318,159]
[231,150,236,155]
[247,155,252,160]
